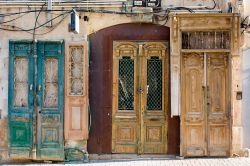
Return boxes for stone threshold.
[89,154,176,160]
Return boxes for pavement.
[3,157,250,166]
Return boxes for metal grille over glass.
[118,57,134,110]
[147,57,162,110]
[182,31,230,49]
[69,47,83,95]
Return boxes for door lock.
[137,88,144,94]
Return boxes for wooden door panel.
[37,42,64,160]
[207,53,229,156]
[142,42,168,154]
[65,43,89,141]
[143,122,166,153]
[181,53,205,156]
[112,42,168,154]
[8,41,34,159]
[185,124,205,156]
[112,121,138,153]
[112,42,138,153]
[208,124,229,156]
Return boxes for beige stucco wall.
[242,0,250,153]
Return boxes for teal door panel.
[8,41,34,159]
[36,41,64,160]
[8,41,64,161]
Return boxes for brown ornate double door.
[112,41,168,154]
[181,53,230,157]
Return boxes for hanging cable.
[0,11,70,32]
[0,12,28,24]
[33,2,47,41]
[205,0,216,10]
[241,16,250,34]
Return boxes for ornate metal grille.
[44,58,58,108]
[147,57,162,110]
[182,31,230,49]
[69,47,83,95]
[118,57,134,110]
[14,58,28,107]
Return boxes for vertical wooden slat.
[64,42,89,141]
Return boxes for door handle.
[207,86,211,105]
[29,84,33,91]
[149,118,160,121]
[38,85,42,92]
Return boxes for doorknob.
[37,107,41,114]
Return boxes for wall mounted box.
[133,0,161,8]
[70,9,79,34]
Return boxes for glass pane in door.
[147,57,162,110]
[118,57,134,110]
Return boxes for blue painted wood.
[8,41,64,161]
[36,41,64,160]
[8,41,34,159]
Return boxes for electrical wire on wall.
[0,0,218,34]
[241,16,250,34]
[205,0,217,10]
[33,2,46,40]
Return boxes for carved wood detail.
[112,41,168,154]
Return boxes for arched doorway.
[88,23,179,155]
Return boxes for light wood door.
[207,53,230,156]
[181,53,230,157]
[64,43,89,141]
[112,41,168,154]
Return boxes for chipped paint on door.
[8,41,34,159]
[112,41,168,154]
[36,41,64,160]
[181,52,230,157]
[8,41,64,161]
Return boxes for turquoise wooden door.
[8,41,34,159]
[8,41,64,161]
[36,41,64,160]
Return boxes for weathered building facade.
[0,0,247,162]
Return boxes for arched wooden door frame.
[87,23,180,155]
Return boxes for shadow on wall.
[242,48,250,148]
